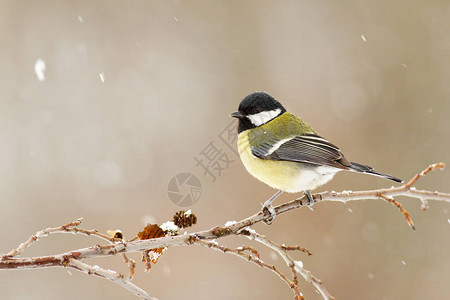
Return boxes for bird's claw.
[262,204,276,225]
[304,190,315,211]
[260,190,283,224]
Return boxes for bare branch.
[122,254,136,280]
[194,238,304,299]
[6,218,120,258]
[405,162,445,188]
[378,193,415,230]
[6,218,83,257]
[281,245,312,256]
[1,163,448,299]
[68,259,157,300]
[242,229,334,300]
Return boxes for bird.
[230,91,402,217]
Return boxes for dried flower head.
[173,210,197,228]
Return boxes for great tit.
[231,91,402,209]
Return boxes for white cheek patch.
[247,108,281,126]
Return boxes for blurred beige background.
[1,1,449,299]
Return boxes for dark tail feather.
[349,162,403,183]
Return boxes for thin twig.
[281,245,313,256]
[194,239,304,299]
[404,162,445,209]
[6,218,119,257]
[245,230,335,300]
[6,218,83,257]
[378,193,415,230]
[122,254,136,279]
[405,162,445,188]
[68,259,157,300]
[142,251,152,273]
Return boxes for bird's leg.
[262,190,283,225]
[263,190,283,207]
[304,190,315,211]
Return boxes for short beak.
[230,111,244,118]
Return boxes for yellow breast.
[237,130,302,191]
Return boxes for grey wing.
[252,134,352,170]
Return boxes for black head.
[230,92,286,133]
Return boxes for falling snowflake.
[34,59,46,81]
